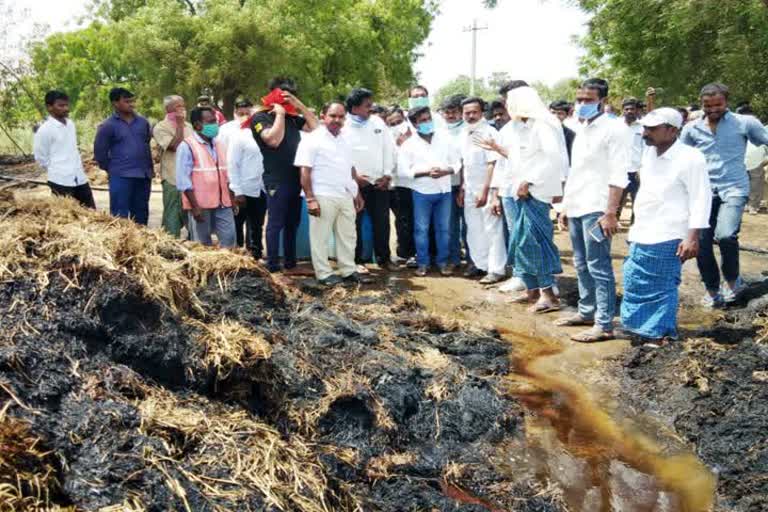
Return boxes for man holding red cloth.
[251,77,319,272]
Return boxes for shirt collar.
[655,140,682,160]
[193,132,214,146]
[694,109,732,129]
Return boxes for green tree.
[433,74,496,108]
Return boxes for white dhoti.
[464,188,507,275]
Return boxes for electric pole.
[463,18,488,95]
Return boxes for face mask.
[445,120,464,130]
[408,96,430,109]
[201,123,219,138]
[416,120,435,135]
[577,102,601,120]
[349,113,368,126]
[389,122,408,136]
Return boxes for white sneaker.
[498,276,526,293]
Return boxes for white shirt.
[745,140,768,170]
[218,119,243,149]
[491,122,520,198]
[294,127,356,199]
[563,114,631,218]
[398,132,461,195]
[460,121,499,192]
[227,129,265,198]
[626,120,644,172]
[388,124,412,189]
[514,119,568,204]
[629,141,712,244]
[33,117,88,187]
[440,124,465,186]
[341,115,395,182]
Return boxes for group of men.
[32,76,768,345]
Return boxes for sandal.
[553,314,594,327]
[528,301,561,314]
[508,293,534,304]
[571,326,615,343]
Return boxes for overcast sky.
[18,0,589,90]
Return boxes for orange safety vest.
[181,135,232,210]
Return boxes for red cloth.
[261,88,298,116]
[215,109,227,126]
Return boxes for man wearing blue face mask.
[558,78,632,342]
[176,107,237,248]
[341,88,397,272]
[399,106,461,276]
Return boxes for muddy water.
[406,276,717,512]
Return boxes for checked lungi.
[510,196,562,290]
[620,239,682,340]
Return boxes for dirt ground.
[4,164,768,511]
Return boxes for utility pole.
[463,18,488,96]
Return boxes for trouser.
[568,212,616,332]
[412,190,451,267]
[161,180,184,237]
[265,180,303,271]
[501,196,519,268]
[512,197,561,290]
[240,192,267,258]
[464,189,507,275]
[748,164,765,210]
[356,184,391,264]
[450,185,468,266]
[390,187,415,259]
[617,172,640,223]
[309,195,357,280]
[108,176,151,225]
[48,181,96,209]
[186,207,237,247]
[697,194,747,292]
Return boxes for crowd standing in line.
[32,76,768,346]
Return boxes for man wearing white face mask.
[557,78,632,343]
[385,106,416,267]
[218,99,253,148]
[440,94,470,268]
[458,97,507,283]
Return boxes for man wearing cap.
[197,95,227,125]
[621,108,711,344]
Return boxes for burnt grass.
[0,265,566,511]
[621,306,768,512]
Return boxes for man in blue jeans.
[94,88,154,224]
[558,78,632,342]
[398,106,461,276]
[681,83,768,306]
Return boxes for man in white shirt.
[342,88,397,272]
[617,97,644,223]
[218,99,253,148]
[33,90,95,209]
[735,104,768,215]
[228,124,267,260]
[558,78,632,342]
[399,106,461,277]
[439,94,469,268]
[458,97,507,283]
[620,108,711,344]
[295,102,365,286]
[385,107,417,266]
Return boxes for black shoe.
[463,265,485,278]
[318,275,343,286]
[343,272,374,284]
[379,261,401,272]
[406,257,418,269]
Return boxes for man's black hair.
[190,106,213,125]
[345,88,374,112]
[371,103,386,114]
[489,99,506,111]
[386,106,404,117]
[700,83,729,100]
[267,77,298,95]
[461,96,486,111]
[109,87,134,103]
[580,78,609,99]
[235,99,253,109]
[736,104,754,115]
[407,106,431,126]
[549,100,571,111]
[622,97,639,108]
[45,90,69,105]
[441,94,466,111]
[409,85,429,97]
[321,101,346,115]
[689,103,701,111]
[499,80,529,97]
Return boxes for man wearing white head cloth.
[480,87,568,312]
[621,107,711,345]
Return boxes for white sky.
[16,0,589,89]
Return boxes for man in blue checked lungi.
[478,87,569,313]
[621,108,712,344]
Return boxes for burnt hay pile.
[0,193,564,511]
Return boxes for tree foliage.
[2,0,437,125]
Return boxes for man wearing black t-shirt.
[251,78,318,272]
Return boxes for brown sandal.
[508,293,534,304]
[571,326,615,343]
[528,301,561,314]
[553,314,595,327]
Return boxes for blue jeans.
[697,194,747,292]
[569,212,616,331]
[501,196,519,267]
[265,180,303,271]
[109,176,151,225]
[413,191,451,267]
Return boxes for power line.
[463,18,488,96]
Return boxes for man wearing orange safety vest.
[175,106,237,247]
